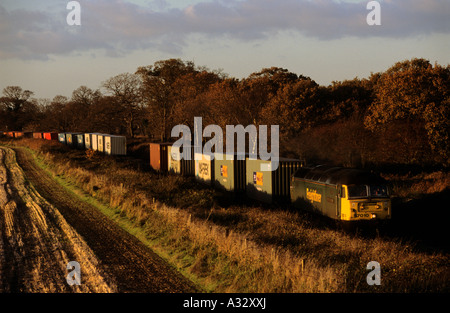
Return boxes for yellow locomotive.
[290,165,391,222]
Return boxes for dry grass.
[4,138,449,293]
[383,171,450,197]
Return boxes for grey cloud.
[0,0,448,60]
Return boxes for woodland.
[1,58,448,168]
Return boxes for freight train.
[2,131,391,223]
[151,143,391,223]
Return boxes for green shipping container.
[214,153,246,193]
[65,132,82,147]
[58,133,66,143]
[246,158,303,204]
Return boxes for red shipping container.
[150,142,172,172]
[43,132,58,140]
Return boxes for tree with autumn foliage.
[260,77,322,140]
[365,58,450,162]
[136,59,199,141]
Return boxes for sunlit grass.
[4,138,448,293]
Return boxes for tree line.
[1,58,448,167]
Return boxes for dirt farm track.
[0,146,196,293]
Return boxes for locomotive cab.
[339,184,391,221]
[290,165,392,222]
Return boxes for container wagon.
[23,132,33,138]
[194,152,215,185]
[65,132,82,147]
[43,132,58,141]
[84,133,93,149]
[168,145,181,174]
[290,165,391,222]
[13,131,24,138]
[150,142,171,172]
[246,157,303,203]
[167,145,197,176]
[58,133,66,143]
[213,153,246,193]
[75,134,85,149]
[91,133,104,151]
[104,135,127,155]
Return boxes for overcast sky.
[0,0,449,99]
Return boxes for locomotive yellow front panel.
[340,185,391,221]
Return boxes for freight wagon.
[43,132,58,141]
[213,153,246,193]
[290,165,391,222]
[167,145,196,176]
[75,134,85,149]
[13,131,24,138]
[104,135,127,155]
[194,152,215,185]
[58,133,66,143]
[97,134,105,152]
[84,133,93,149]
[150,142,171,172]
[65,132,82,147]
[91,133,104,151]
[246,157,303,203]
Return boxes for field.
[0,142,196,292]
[0,137,449,293]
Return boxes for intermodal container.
[75,134,85,149]
[43,132,58,140]
[213,153,246,193]
[168,145,181,174]
[96,134,107,153]
[150,142,171,172]
[13,131,24,138]
[84,133,93,149]
[65,132,82,147]
[167,145,198,176]
[104,135,127,155]
[246,158,303,203]
[58,133,66,143]
[34,132,43,139]
[194,152,215,185]
[91,133,102,151]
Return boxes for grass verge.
[3,138,449,293]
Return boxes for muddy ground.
[0,146,197,293]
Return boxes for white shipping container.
[91,133,100,151]
[84,133,93,149]
[194,152,214,184]
[104,135,127,155]
[97,134,105,153]
[91,133,107,152]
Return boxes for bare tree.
[102,73,143,137]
